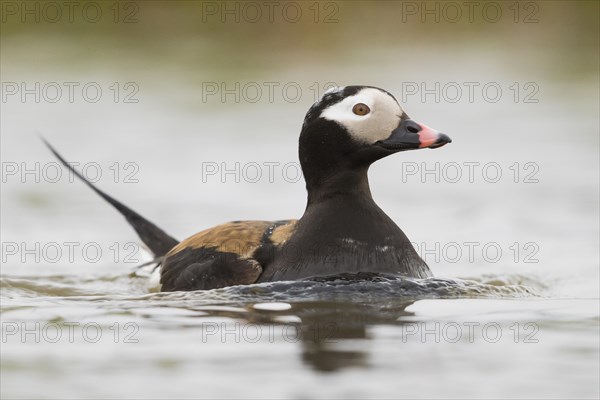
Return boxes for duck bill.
[378,119,452,151]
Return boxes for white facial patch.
[320,88,404,144]
[323,86,345,95]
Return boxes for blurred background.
[1,1,599,399]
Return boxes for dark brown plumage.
[160,220,297,291]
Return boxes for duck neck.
[305,166,374,207]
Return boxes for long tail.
[42,138,179,258]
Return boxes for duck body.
[260,191,431,282]
[160,86,446,291]
[160,191,430,291]
[47,85,450,292]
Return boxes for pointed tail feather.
[42,138,179,257]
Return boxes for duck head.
[299,85,451,196]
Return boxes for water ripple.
[1,270,541,310]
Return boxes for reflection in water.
[3,269,597,399]
[293,301,415,372]
[135,272,538,372]
[0,271,542,373]
[188,298,415,372]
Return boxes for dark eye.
[352,103,370,116]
